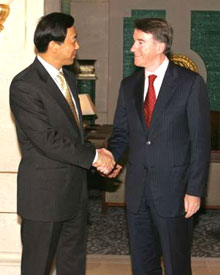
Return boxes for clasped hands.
[92,148,122,178]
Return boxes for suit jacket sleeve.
[186,74,210,197]
[108,80,129,162]
[10,79,95,169]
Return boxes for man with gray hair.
[109,18,210,275]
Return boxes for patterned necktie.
[144,74,157,128]
[57,72,80,128]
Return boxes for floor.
[86,255,220,275]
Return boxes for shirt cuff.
[92,150,98,164]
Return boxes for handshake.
[92,148,122,178]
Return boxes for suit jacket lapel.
[149,61,178,132]
[64,70,84,139]
[134,69,149,133]
[34,58,82,138]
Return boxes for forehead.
[133,29,154,41]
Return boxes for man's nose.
[76,41,80,50]
[130,43,135,52]
[130,42,137,52]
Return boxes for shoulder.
[121,68,144,86]
[10,59,47,97]
[169,61,203,81]
[11,64,34,83]
[168,61,208,99]
[11,59,43,87]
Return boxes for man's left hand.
[184,194,201,218]
[107,164,122,178]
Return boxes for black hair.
[134,18,173,54]
[34,12,75,53]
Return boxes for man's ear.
[48,41,60,53]
[157,42,166,54]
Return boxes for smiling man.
[108,18,210,275]
[10,12,115,275]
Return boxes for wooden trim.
[202,205,220,209]
[105,202,126,207]
[103,203,220,210]
[0,171,17,174]
[210,150,220,162]
[102,191,126,213]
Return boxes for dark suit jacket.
[109,61,210,217]
[10,58,96,222]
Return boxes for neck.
[38,53,62,70]
[146,54,165,72]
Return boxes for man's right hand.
[92,148,116,175]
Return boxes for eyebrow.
[133,38,145,42]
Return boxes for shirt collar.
[37,55,63,80]
[145,56,169,78]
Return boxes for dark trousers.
[20,207,87,275]
[127,196,193,275]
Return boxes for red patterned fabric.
[144,74,157,128]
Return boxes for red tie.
[144,74,157,128]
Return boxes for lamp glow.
[78,94,96,116]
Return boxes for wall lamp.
[0,0,13,31]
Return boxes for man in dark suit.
[108,18,210,275]
[10,12,115,275]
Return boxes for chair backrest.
[170,54,198,73]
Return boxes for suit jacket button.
[146,141,151,145]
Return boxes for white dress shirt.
[37,55,79,118]
[144,56,169,101]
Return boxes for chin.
[134,62,143,67]
[66,60,74,66]
[134,59,143,67]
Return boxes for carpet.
[87,190,220,257]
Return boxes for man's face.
[130,29,164,68]
[57,26,79,66]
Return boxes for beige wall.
[70,0,110,124]
[0,0,44,272]
[44,0,60,14]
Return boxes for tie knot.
[57,71,66,89]
[58,71,64,76]
[148,74,157,84]
[57,71,65,81]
